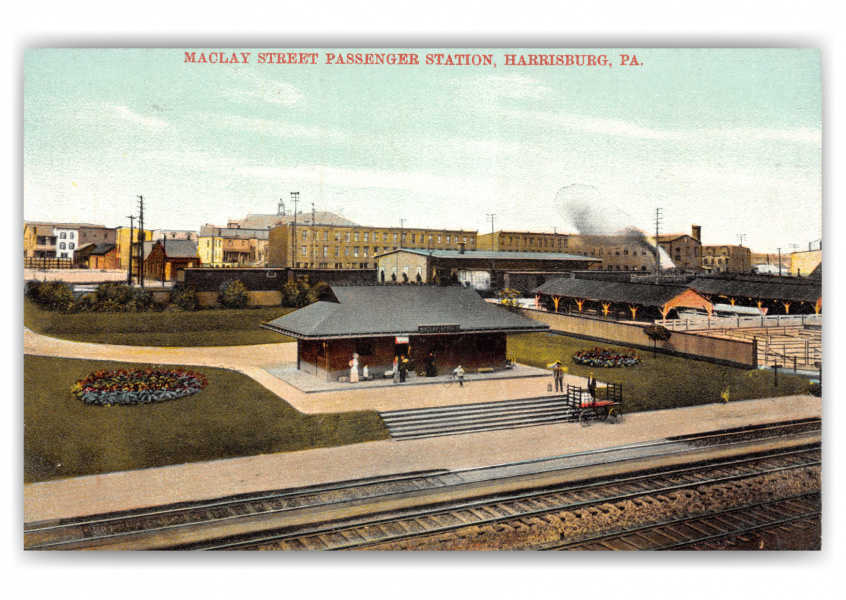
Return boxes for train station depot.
[262,285,550,381]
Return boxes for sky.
[23,48,821,253]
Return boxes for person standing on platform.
[426,352,437,377]
[399,355,409,383]
[553,361,565,392]
[587,372,597,398]
[349,353,360,383]
[453,365,465,387]
[392,355,400,383]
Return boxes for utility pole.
[311,202,316,268]
[399,219,406,249]
[777,247,782,277]
[290,192,299,268]
[486,213,496,251]
[137,195,145,289]
[654,207,663,271]
[126,215,135,285]
[737,234,746,272]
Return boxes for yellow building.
[790,249,822,277]
[115,226,153,271]
[701,245,752,273]
[267,222,478,269]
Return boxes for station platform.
[24,394,821,523]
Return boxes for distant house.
[76,243,119,270]
[143,240,200,282]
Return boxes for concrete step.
[384,406,578,432]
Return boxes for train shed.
[688,276,822,315]
[262,285,550,381]
[533,277,714,321]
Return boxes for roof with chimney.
[262,285,550,339]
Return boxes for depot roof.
[262,285,550,339]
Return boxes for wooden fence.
[518,307,757,368]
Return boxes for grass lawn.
[24,356,389,483]
[24,299,295,346]
[508,332,812,413]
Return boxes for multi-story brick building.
[267,219,478,269]
[701,244,752,273]
[476,229,665,272]
[656,225,702,270]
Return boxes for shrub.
[572,347,641,368]
[219,279,250,309]
[305,281,332,305]
[26,280,75,312]
[282,278,310,308]
[496,288,522,313]
[809,381,821,397]
[94,282,135,308]
[169,283,200,311]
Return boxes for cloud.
[200,112,344,141]
[498,108,821,145]
[222,70,304,106]
[237,164,498,199]
[108,104,171,131]
[459,73,550,99]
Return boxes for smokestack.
[691,224,701,242]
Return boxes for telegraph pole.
[486,213,496,250]
[737,234,747,272]
[399,219,406,249]
[137,195,145,289]
[654,207,663,271]
[290,192,299,268]
[311,203,316,268]
[777,247,782,277]
[126,215,135,285]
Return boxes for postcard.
[23,48,822,551]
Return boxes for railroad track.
[25,418,821,551]
[539,492,821,551]
[24,469,465,550]
[201,445,820,550]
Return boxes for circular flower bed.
[71,368,209,406]
[572,348,640,368]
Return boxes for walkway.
[24,394,821,523]
[23,327,592,413]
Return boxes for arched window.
[69,242,75,250]
[59,242,66,249]
[60,232,66,239]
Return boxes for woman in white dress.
[349,353,360,383]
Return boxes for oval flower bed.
[71,368,209,406]
[572,348,640,368]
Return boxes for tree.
[219,279,250,308]
[643,324,672,357]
